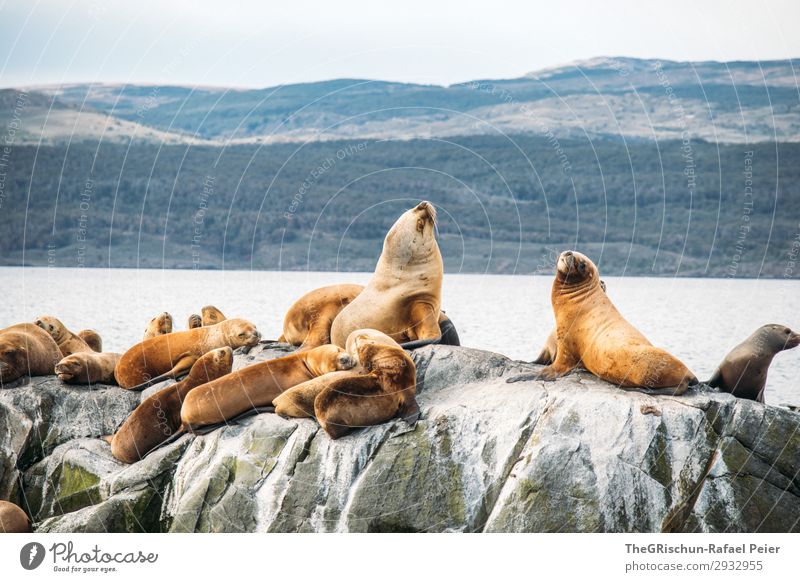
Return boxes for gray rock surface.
[1,343,798,532]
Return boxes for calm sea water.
[1,267,798,405]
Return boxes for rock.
[1,343,798,532]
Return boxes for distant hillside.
[3,57,799,145]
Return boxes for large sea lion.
[55,352,121,385]
[0,323,62,385]
[34,315,93,357]
[110,347,233,463]
[201,305,226,326]
[77,329,103,352]
[534,280,606,365]
[143,312,173,340]
[330,202,445,348]
[115,318,260,390]
[281,284,365,347]
[275,329,419,439]
[180,344,354,430]
[0,501,31,533]
[707,324,800,403]
[187,314,202,329]
[509,251,697,395]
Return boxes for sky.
[1,0,799,89]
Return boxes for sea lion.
[707,324,800,403]
[275,329,419,439]
[55,352,121,385]
[115,318,260,390]
[0,501,31,533]
[0,323,62,385]
[143,312,173,340]
[110,347,233,463]
[201,305,226,326]
[187,314,202,329]
[330,202,444,348]
[508,251,697,395]
[281,284,365,347]
[180,344,355,430]
[534,279,606,365]
[34,315,93,357]
[77,329,103,352]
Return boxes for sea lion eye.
[579,262,586,272]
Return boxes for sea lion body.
[115,318,260,390]
[77,329,103,352]
[0,501,31,533]
[282,284,365,348]
[180,344,354,429]
[708,324,800,403]
[56,352,121,385]
[34,315,93,357]
[0,323,62,385]
[517,251,696,394]
[143,312,173,340]
[201,305,226,326]
[110,347,233,463]
[330,202,443,347]
[276,329,419,439]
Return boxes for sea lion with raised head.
[0,501,31,533]
[55,352,121,385]
[0,323,62,385]
[115,318,260,390]
[143,312,173,340]
[707,324,800,403]
[109,347,234,463]
[275,329,419,439]
[180,344,354,430]
[534,279,606,365]
[330,202,445,348]
[77,329,103,352]
[187,314,202,329]
[509,251,697,395]
[34,315,93,357]
[201,305,226,326]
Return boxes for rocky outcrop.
[1,343,798,533]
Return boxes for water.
[1,267,798,404]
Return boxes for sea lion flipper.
[705,368,722,388]
[399,397,421,425]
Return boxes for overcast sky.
[1,0,798,89]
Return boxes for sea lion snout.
[785,330,800,350]
[415,201,437,223]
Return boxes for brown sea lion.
[115,318,260,390]
[143,312,173,340]
[55,352,121,385]
[275,329,419,439]
[77,329,103,352]
[707,324,800,403]
[330,202,444,348]
[0,501,31,533]
[34,315,93,357]
[509,251,697,395]
[201,305,226,326]
[110,347,234,463]
[534,279,606,365]
[0,323,62,385]
[281,284,365,347]
[187,314,202,329]
[180,344,354,430]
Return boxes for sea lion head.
[382,201,439,267]
[756,324,800,353]
[186,346,234,385]
[34,315,68,343]
[306,344,356,375]
[150,312,173,336]
[55,354,84,382]
[555,251,600,287]
[187,314,202,329]
[0,338,28,383]
[346,328,413,380]
[201,305,226,326]
[222,318,261,348]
